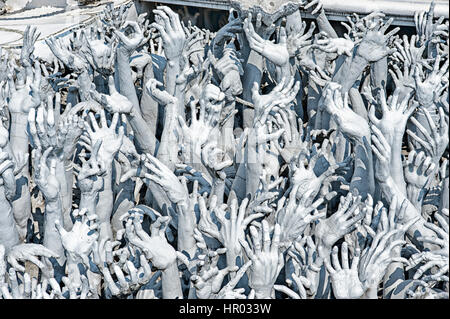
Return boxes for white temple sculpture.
[0,0,448,300]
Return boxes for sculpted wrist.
[10,112,29,123]
[117,44,133,59]
[45,194,62,207]
[352,127,371,144]
[80,192,98,203]
[362,286,378,299]
[418,100,435,109]
[317,241,332,258]
[406,184,423,205]
[167,57,182,70]
[254,286,273,299]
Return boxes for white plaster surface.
[0,0,131,53]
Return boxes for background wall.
[5,0,69,11]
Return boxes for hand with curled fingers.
[276,183,326,251]
[315,191,365,252]
[407,213,448,281]
[32,147,60,202]
[6,243,58,274]
[282,236,323,299]
[243,14,289,68]
[358,196,419,295]
[407,106,448,164]
[7,62,41,114]
[91,76,134,114]
[83,109,124,166]
[141,153,188,204]
[355,17,399,63]
[404,150,436,205]
[114,21,149,57]
[311,32,355,57]
[55,208,99,265]
[412,56,448,108]
[124,211,177,270]
[190,247,237,299]
[323,83,370,141]
[212,197,264,269]
[76,140,106,195]
[151,6,186,61]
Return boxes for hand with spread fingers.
[0,0,448,301]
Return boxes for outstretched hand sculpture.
[0,0,448,300]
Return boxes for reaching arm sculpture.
[0,1,447,300]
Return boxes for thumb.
[114,29,131,47]
[54,220,67,238]
[120,168,138,183]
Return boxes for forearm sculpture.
[0,0,448,299]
